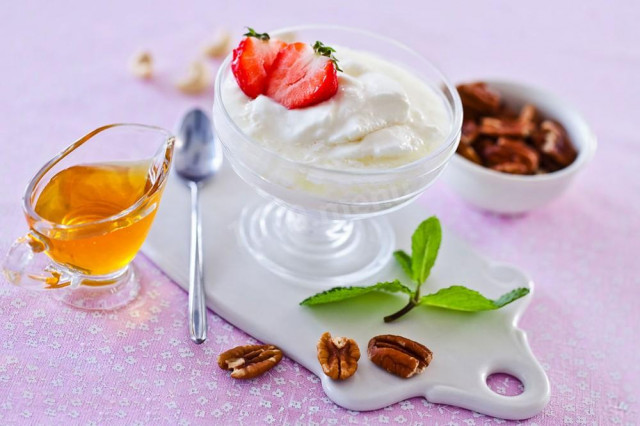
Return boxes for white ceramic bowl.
[442,80,597,214]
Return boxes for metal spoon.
[174,108,222,344]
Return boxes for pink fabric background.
[1,1,639,424]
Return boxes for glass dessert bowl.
[213,25,462,286]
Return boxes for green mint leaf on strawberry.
[419,286,530,311]
[300,280,412,306]
[300,216,530,323]
[244,27,270,41]
[313,41,342,72]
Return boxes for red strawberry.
[265,41,340,109]
[231,28,287,98]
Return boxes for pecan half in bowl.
[443,80,597,214]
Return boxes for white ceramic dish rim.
[451,78,597,182]
[214,24,464,177]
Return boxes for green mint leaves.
[410,217,441,285]
[300,280,412,306]
[244,27,270,41]
[300,216,530,322]
[312,41,342,72]
[393,251,413,279]
[419,286,530,312]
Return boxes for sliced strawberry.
[265,42,339,109]
[231,29,287,98]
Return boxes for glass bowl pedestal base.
[240,201,394,287]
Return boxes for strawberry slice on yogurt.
[266,41,340,109]
[231,28,287,98]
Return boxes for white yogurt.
[221,46,451,169]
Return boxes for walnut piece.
[129,51,153,79]
[203,29,232,58]
[316,332,360,380]
[368,335,433,379]
[217,344,282,379]
[456,82,501,115]
[175,60,211,95]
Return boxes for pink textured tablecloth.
[1,1,639,424]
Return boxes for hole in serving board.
[486,372,524,396]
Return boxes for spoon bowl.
[175,109,222,183]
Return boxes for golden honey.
[30,159,166,276]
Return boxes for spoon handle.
[188,181,207,344]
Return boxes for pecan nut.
[218,344,283,379]
[368,335,433,379]
[460,119,479,145]
[483,137,540,174]
[457,119,482,164]
[532,120,577,168]
[518,104,537,124]
[456,143,482,165]
[317,332,360,380]
[457,82,501,115]
[491,161,531,174]
[479,117,535,138]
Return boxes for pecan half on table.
[317,332,360,380]
[368,335,433,379]
[218,344,283,379]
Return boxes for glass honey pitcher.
[3,124,175,310]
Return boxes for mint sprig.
[300,216,530,322]
[244,27,270,41]
[312,41,342,72]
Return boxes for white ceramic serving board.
[143,164,550,420]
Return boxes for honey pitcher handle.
[2,232,72,291]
